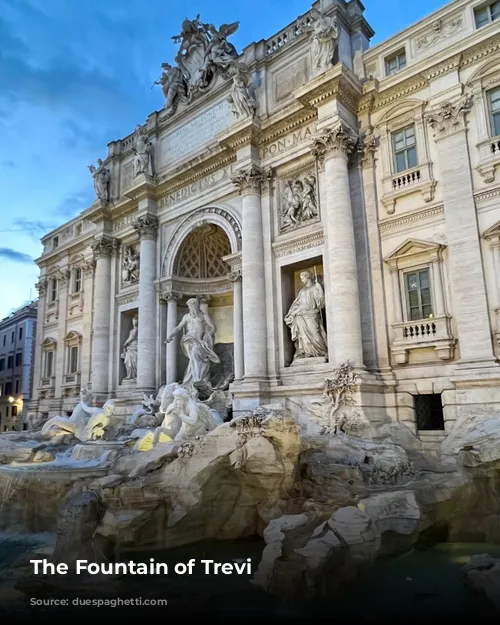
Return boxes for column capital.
[134,214,158,240]
[227,269,242,283]
[54,268,71,285]
[82,258,96,277]
[426,94,474,141]
[160,289,181,304]
[35,277,48,295]
[91,236,117,260]
[311,122,359,165]
[231,166,270,196]
[358,130,378,167]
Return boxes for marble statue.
[153,386,223,444]
[303,7,339,73]
[165,297,220,387]
[88,159,111,203]
[122,246,139,285]
[284,270,328,361]
[41,389,116,442]
[121,316,138,380]
[228,67,256,119]
[282,174,318,229]
[133,125,154,177]
[154,63,187,117]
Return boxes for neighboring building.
[27,0,500,447]
[0,301,38,431]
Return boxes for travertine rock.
[462,553,500,613]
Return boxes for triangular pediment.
[483,220,500,240]
[42,337,57,348]
[65,331,82,342]
[385,238,442,262]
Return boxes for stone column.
[391,269,403,324]
[54,269,70,399]
[90,236,115,396]
[31,277,48,401]
[81,258,96,387]
[431,258,446,317]
[164,291,180,385]
[427,97,496,368]
[228,270,244,381]
[134,215,158,391]
[231,167,268,381]
[312,123,365,368]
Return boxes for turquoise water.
[0,536,498,619]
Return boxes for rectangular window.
[2,335,5,346]
[11,331,14,343]
[475,1,500,28]
[73,268,82,293]
[15,352,22,367]
[14,379,19,394]
[68,345,79,374]
[18,327,23,340]
[405,268,433,321]
[50,278,57,303]
[392,125,417,173]
[0,384,3,396]
[45,351,54,378]
[5,382,12,395]
[488,87,500,137]
[7,356,13,369]
[52,236,59,250]
[0,359,4,371]
[12,405,18,417]
[385,49,407,76]
[415,394,445,431]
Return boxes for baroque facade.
[0,301,37,431]
[28,0,500,445]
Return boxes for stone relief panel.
[413,13,465,55]
[272,57,309,107]
[278,169,319,233]
[121,245,140,287]
[120,161,134,193]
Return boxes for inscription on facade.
[262,124,315,160]
[158,166,232,209]
[274,58,309,103]
[161,101,231,165]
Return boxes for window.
[475,1,500,28]
[415,394,445,431]
[11,331,14,343]
[385,49,407,76]
[45,351,54,377]
[7,356,13,369]
[2,335,5,347]
[5,382,12,395]
[0,384,3,395]
[68,345,79,374]
[49,278,58,303]
[15,352,22,367]
[488,88,500,137]
[11,405,18,417]
[73,268,82,293]
[405,268,433,321]
[14,379,20,394]
[52,236,59,250]
[0,359,4,371]
[18,327,23,340]
[392,125,417,173]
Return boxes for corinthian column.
[134,214,158,390]
[231,167,268,380]
[228,270,244,381]
[312,122,364,368]
[426,96,496,369]
[162,291,181,385]
[90,236,115,396]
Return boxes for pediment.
[483,220,500,242]
[385,238,442,261]
[42,337,57,348]
[467,56,500,87]
[65,330,82,342]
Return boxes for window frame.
[487,86,500,137]
[385,48,407,76]
[68,345,80,374]
[44,350,54,378]
[49,278,58,303]
[403,266,434,322]
[474,1,500,29]
[391,124,418,174]
[73,267,82,293]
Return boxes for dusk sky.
[0,0,447,319]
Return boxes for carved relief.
[414,15,464,52]
[426,94,473,139]
[134,215,158,240]
[35,278,48,296]
[279,171,319,232]
[122,246,140,286]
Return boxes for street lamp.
[8,396,14,403]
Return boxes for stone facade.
[0,301,37,430]
[28,0,500,443]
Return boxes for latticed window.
[414,394,445,431]
[405,268,432,321]
[174,224,231,279]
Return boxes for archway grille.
[174,223,231,279]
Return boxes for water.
[0,537,498,619]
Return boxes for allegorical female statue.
[284,270,328,361]
[121,316,138,380]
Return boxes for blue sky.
[0,0,446,318]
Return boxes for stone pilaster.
[312,122,365,369]
[134,214,158,390]
[162,290,181,385]
[31,277,48,401]
[54,268,70,399]
[81,258,95,388]
[228,270,244,381]
[231,166,268,381]
[90,236,116,396]
[426,95,497,373]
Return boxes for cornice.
[379,204,444,233]
[474,185,500,203]
[272,226,324,258]
[259,108,317,146]
[217,118,262,151]
[293,63,362,115]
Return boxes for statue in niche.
[282,174,319,230]
[122,246,139,285]
[284,270,328,361]
[165,297,220,388]
[301,7,339,73]
[121,315,138,380]
[154,62,187,118]
[228,66,257,119]
[133,125,154,177]
[88,158,111,203]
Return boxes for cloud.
[53,188,95,219]
[0,248,33,263]
[1,160,17,169]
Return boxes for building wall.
[28,0,500,439]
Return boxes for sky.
[0,0,448,319]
